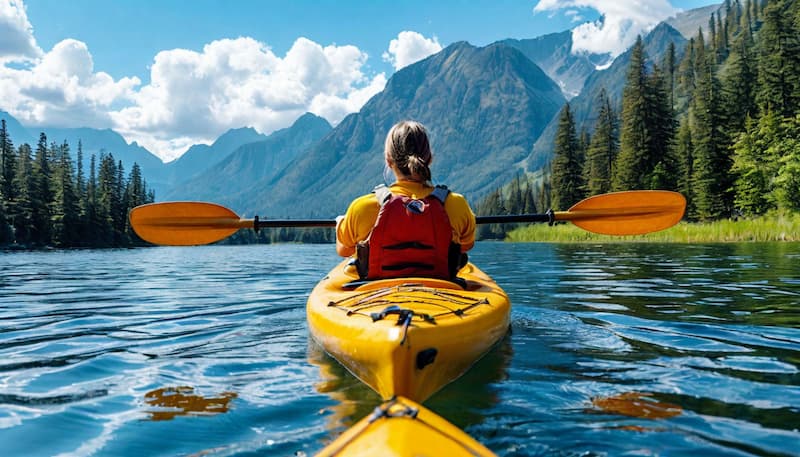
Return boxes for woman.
[335,120,475,280]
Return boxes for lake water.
[1,242,798,456]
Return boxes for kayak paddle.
[129,190,686,246]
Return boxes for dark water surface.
[1,243,798,456]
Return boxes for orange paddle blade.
[129,202,252,245]
[556,190,686,235]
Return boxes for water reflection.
[308,335,513,439]
[590,391,683,419]
[480,242,800,456]
[143,386,237,421]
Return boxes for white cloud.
[2,29,387,162]
[565,10,584,23]
[533,0,676,58]
[111,36,387,161]
[0,38,140,128]
[0,0,41,62]
[309,72,388,125]
[382,31,442,71]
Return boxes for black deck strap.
[369,305,434,344]
[370,305,434,325]
[370,305,411,324]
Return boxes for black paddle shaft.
[252,211,555,230]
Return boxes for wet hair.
[385,120,432,184]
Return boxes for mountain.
[666,3,722,39]
[39,126,170,194]
[0,110,35,146]
[525,22,688,173]
[499,31,610,99]
[0,110,275,198]
[236,41,565,218]
[165,126,268,184]
[165,113,332,211]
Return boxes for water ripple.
[1,243,798,456]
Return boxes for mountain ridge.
[238,41,565,217]
[525,22,688,173]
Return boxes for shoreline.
[506,214,800,243]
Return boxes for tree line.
[546,0,799,221]
[0,124,155,248]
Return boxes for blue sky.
[2,0,720,162]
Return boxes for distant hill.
[240,41,565,218]
[0,110,35,147]
[164,127,268,185]
[165,113,332,212]
[525,22,688,173]
[37,126,170,195]
[499,31,610,99]
[666,3,722,39]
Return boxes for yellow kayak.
[306,260,511,402]
[315,395,496,457]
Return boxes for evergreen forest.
[543,0,800,221]
[0,126,155,248]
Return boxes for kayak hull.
[316,395,496,457]
[307,261,511,402]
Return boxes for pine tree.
[722,21,757,133]
[756,0,800,117]
[0,120,15,243]
[674,118,695,216]
[676,37,697,114]
[12,144,35,244]
[731,115,772,215]
[741,0,754,33]
[86,154,99,245]
[691,29,731,220]
[96,153,116,246]
[31,133,53,244]
[537,169,551,214]
[115,160,126,244]
[584,88,618,195]
[663,42,677,110]
[51,141,79,246]
[550,103,584,210]
[772,114,800,211]
[729,111,800,214]
[475,188,505,240]
[522,179,537,214]
[0,119,15,202]
[125,163,147,240]
[75,141,87,241]
[709,13,718,59]
[645,64,678,189]
[613,36,650,190]
[716,10,728,62]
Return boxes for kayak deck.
[316,395,496,457]
[307,261,511,402]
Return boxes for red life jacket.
[360,185,454,280]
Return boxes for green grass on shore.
[505,213,800,243]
